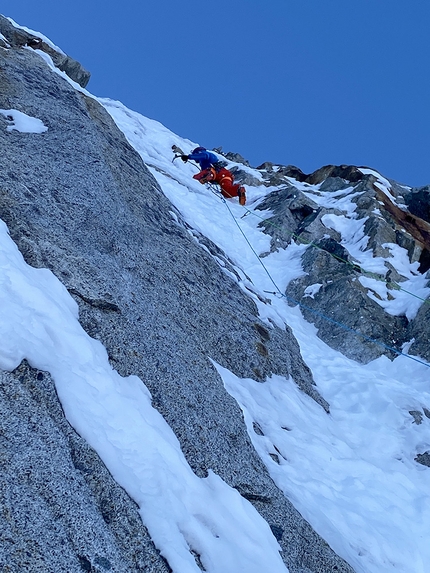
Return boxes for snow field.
[101,99,430,573]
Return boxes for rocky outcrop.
[406,289,430,361]
[415,451,430,467]
[253,166,430,363]
[373,184,430,254]
[254,163,367,186]
[0,14,90,87]
[0,28,354,573]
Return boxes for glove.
[181,155,189,163]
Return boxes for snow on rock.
[303,283,323,298]
[4,41,334,571]
[0,15,90,87]
[102,97,430,573]
[5,16,66,54]
[2,14,430,573]
[0,108,48,133]
[0,219,287,573]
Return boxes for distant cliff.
[227,162,430,364]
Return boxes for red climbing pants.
[193,167,246,204]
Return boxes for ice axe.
[171,145,185,162]
[171,145,199,171]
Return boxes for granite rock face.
[0,362,170,573]
[0,26,354,573]
[0,14,90,87]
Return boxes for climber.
[180,146,246,206]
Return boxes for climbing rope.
[216,192,430,369]
[174,148,429,305]
[175,145,428,305]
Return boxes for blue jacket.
[188,149,219,170]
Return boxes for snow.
[358,244,430,320]
[321,211,390,274]
[306,178,430,318]
[6,16,66,54]
[0,219,287,573]
[358,168,391,189]
[214,360,430,573]
[3,22,430,573]
[26,47,92,96]
[358,168,405,208]
[99,99,430,573]
[302,186,361,216]
[303,283,323,299]
[0,108,48,133]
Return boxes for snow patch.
[0,108,48,133]
[303,186,360,216]
[303,283,323,299]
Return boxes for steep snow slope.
[0,222,288,573]
[102,99,430,573]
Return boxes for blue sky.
[2,1,429,186]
